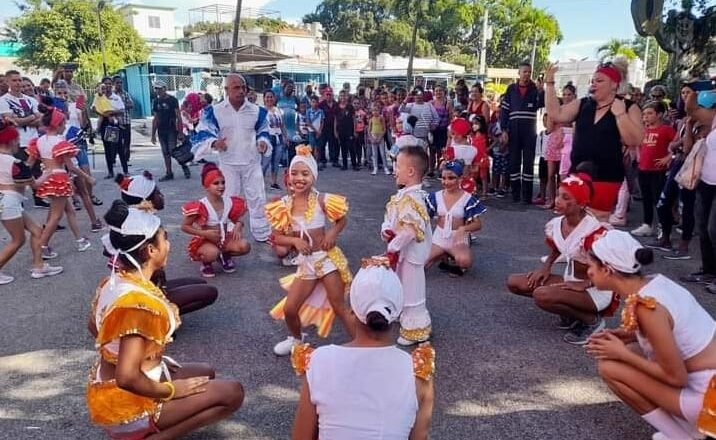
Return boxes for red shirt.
[638,125,676,171]
[471,133,489,164]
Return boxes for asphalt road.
[0,147,713,439]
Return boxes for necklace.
[596,100,613,111]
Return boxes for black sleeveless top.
[571,97,634,182]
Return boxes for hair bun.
[366,311,390,332]
[635,248,654,266]
[104,199,130,229]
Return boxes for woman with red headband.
[27,98,95,259]
[0,123,63,284]
[543,59,644,220]
[181,163,251,278]
[506,171,617,345]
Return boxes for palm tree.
[596,38,637,61]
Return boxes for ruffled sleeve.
[412,342,436,381]
[97,291,172,351]
[265,197,291,233]
[464,195,487,222]
[26,138,40,160]
[182,200,208,226]
[425,192,437,218]
[581,226,609,252]
[228,196,247,223]
[396,194,430,242]
[290,342,314,376]
[323,193,349,222]
[459,177,476,194]
[52,139,79,159]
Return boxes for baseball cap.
[152,80,167,89]
[349,257,403,325]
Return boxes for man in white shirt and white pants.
[193,73,272,242]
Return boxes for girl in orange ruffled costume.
[87,200,244,439]
[265,145,354,356]
[181,162,251,278]
[584,230,716,440]
[26,97,95,259]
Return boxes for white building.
[553,58,647,97]
[119,3,183,49]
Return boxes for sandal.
[91,196,103,206]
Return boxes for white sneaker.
[631,224,653,237]
[371,168,377,175]
[280,255,299,267]
[397,336,417,346]
[384,167,391,175]
[273,336,299,356]
[608,214,627,227]
[31,264,63,279]
[540,254,567,264]
[76,237,91,252]
[0,273,14,284]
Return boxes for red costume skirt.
[590,181,621,212]
[187,231,235,261]
[36,171,73,198]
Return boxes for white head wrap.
[121,174,157,200]
[350,258,404,325]
[102,208,162,281]
[591,230,644,274]
[289,145,318,180]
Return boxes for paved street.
[0,146,713,439]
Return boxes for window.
[148,15,160,29]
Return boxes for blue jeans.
[262,134,284,175]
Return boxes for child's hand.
[202,229,222,243]
[293,237,312,255]
[321,230,337,251]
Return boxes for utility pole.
[478,8,488,77]
[644,36,650,79]
[97,1,108,77]
[230,0,243,72]
[326,32,331,87]
[406,0,423,88]
[530,33,539,78]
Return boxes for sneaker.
[397,335,428,346]
[487,188,497,196]
[496,189,507,198]
[55,224,66,231]
[220,253,236,273]
[645,240,672,252]
[281,255,299,267]
[90,220,103,233]
[273,335,300,356]
[34,198,50,209]
[555,315,578,330]
[663,249,691,260]
[30,264,63,279]
[384,167,390,175]
[76,237,91,252]
[200,262,215,278]
[630,224,653,237]
[159,174,174,182]
[608,214,627,227]
[270,183,281,191]
[680,271,716,284]
[182,165,191,179]
[91,195,103,206]
[563,318,605,345]
[72,198,81,211]
[371,168,377,175]
[0,273,14,284]
[42,246,58,260]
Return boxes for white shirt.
[307,345,417,440]
[0,93,39,147]
[66,102,83,129]
[382,184,433,265]
[701,118,716,185]
[193,100,271,166]
[452,142,477,166]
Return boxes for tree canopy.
[4,0,149,80]
[303,0,562,71]
[596,39,638,61]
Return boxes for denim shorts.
[76,142,89,168]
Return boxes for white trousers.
[613,179,630,219]
[221,162,270,241]
[396,260,431,342]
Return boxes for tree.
[596,38,638,61]
[630,35,669,80]
[4,0,149,80]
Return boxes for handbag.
[103,125,120,144]
[171,138,194,165]
[675,138,706,190]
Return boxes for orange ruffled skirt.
[36,171,73,198]
[270,247,352,337]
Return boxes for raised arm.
[543,64,580,124]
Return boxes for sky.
[1,0,638,62]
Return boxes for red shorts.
[590,181,621,212]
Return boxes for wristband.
[161,381,176,401]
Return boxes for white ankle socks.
[641,408,694,439]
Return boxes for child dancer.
[367,103,389,175]
[181,163,251,278]
[381,146,433,345]
[265,146,353,356]
[426,160,487,276]
[470,115,490,198]
[506,172,617,345]
[28,100,93,258]
[0,123,63,283]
